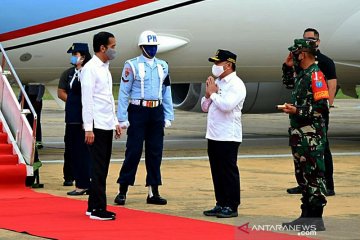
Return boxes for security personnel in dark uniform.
[281,39,329,231]
[286,28,337,196]
[58,43,92,194]
[114,30,174,205]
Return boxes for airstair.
[0,43,36,185]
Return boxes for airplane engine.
[171,82,291,113]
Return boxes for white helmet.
[138,30,160,46]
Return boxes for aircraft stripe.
[0,0,156,42]
[4,0,205,51]
[0,0,128,33]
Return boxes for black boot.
[307,206,326,231]
[286,185,302,194]
[114,185,128,205]
[282,204,309,229]
[147,185,167,205]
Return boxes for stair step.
[0,155,18,165]
[0,132,7,143]
[0,144,13,155]
[0,164,26,186]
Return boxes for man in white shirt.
[81,31,121,221]
[201,49,246,218]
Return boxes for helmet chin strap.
[141,46,153,59]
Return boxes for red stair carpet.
[0,121,27,188]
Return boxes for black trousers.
[323,111,334,191]
[88,128,113,211]
[66,124,91,189]
[117,104,164,187]
[207,139,241,210]
[63,124,74,182]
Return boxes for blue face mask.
[70,56,80,65]
[142,45,158,58]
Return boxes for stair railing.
[0,43,36,166]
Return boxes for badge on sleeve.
[122,67,132,83]
[311,70,329,101]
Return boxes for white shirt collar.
[220,71,236,83]
[93,55,109,67]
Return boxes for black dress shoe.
[287,186,302,194]
[146,195,167,205]
[203,205,222,216]
[217,206,238,218]
[325,189,335,196]
[114,194,126,205]
[63,180,74,186]
[67,189,88,196]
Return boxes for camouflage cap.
[288,38,316,52]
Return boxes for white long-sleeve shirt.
[80,55,118,131]
[201,72,246,142]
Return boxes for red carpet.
[0,188,314,240]
[0,123,312,240]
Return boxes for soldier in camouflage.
[281,39,329,231]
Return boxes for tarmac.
[1,99,360,240]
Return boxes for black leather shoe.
[114,194,126,205]
[325,189,335,196]
[67,189,88,196]
[147,195,167,205]
[287,186,302,194]
[63,180,74,186]
[203,205,222,216]
[217,207,238,218]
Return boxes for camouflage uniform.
[283,39,329,209]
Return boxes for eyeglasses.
[304,37,319,41]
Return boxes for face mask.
[105,48,117,60]
[142,45,158,58]
[70,56,82,65]
[212,64,225,77]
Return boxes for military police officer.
[281,39,329,231]
[114,30,174,205]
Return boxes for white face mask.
[212,64,225,77]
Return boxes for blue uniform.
[117,55,174,122]
[60,67,91,189]
[117,54,174,186]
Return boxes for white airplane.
[1,0,360,113]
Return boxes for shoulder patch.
[121,67,132,83]
[311,71,329,101]
[124,67,131,78]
